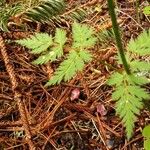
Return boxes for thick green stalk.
[107,0,131,74]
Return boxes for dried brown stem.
[0,36,35,150]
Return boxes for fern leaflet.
[0,2,22,31]
[127,29,150,55]
[108,29,150,139]
[72,22,97,49]
[108,72,149,139]
[52,28,67,59]
[130,60,150,72]
[16,33,53,54]
[46,49,92,86]
[16,28,67,65]
[32,28,67,64]
[69,8,87,21]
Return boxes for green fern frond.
[108,72,149,139]
[107,2,150,140]
[32,51,54,64]
[115,87,144,139]
[33,28,67,64]
[46,22,96,86]
[130,60,150,71]
[127,29,150,55]
[49,29,67,60]
[49,7,87,26]
[107,72,124,86]
[128,74,149,85]
[46,49,92,86]
[46,50,82,85]
[16,28,67,64]
[16,22,96,85]
[72,22,97,49]
[24,0,65,22]
[78,49,93,62]
[16,33,53,54]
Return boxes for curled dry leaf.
[70,88,80,101]
[97,104,107,116]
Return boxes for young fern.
[32,29,67,64]
[16,28,67,64]
[107,0,150,140]
[128,29,150,55]
[16,22,97,86]
[108,30,150,139]
[16,33,53,54]
[46,23,96,85]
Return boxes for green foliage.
[127,29,150,55]
[46,49,92,86]
[108,29,150,139]
[46,22,96,85]
[108,72,149,139]
[24,0,65,23]
[0,0,89,31]
[16,22,97,86]
[69,8,87,22]
[142,125,150,150]
[72,23,97,49]
[143,6,150,15]
[0,0,65,31]
[33,29,67,64]
[16,33,53,54]
[97,28,115,44]
[0,2,22,31]
[23,0,87,23]
[16,28,67,65]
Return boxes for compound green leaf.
[72,22,97,49]
[16,33,53,54]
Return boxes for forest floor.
[0,0,150,149]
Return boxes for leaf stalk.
[107,0,131,75]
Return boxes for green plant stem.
[107,0,131,75]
